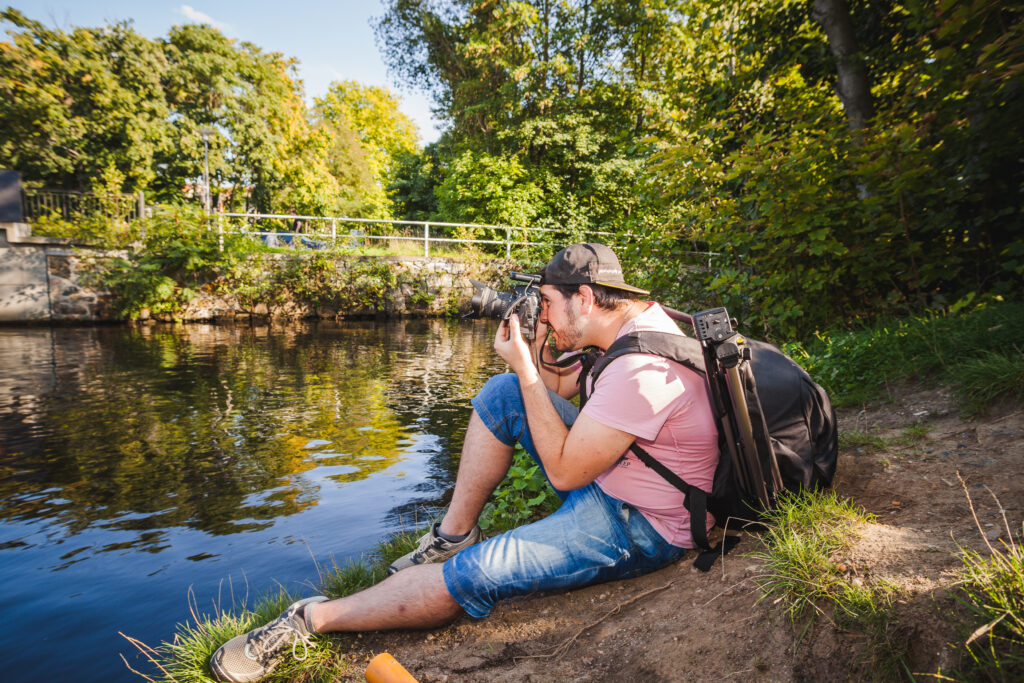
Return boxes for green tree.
[158,23,340,213]
[645,0,1023,338]
[376,0,676,235]
[0,9,172,193]
[313,80,420,217]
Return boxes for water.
[0,319,504,682]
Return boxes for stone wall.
[162,254,507,323]
[1,223,512,323]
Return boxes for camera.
[468,272,542,339]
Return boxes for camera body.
[468,272,542,339]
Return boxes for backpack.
[577,306,838,571]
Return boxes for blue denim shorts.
[443,374,689,618]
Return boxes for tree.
[0,9,172,193]
[375,0,677,234]
[0,11,342,214]
[313,80,420,217]
[159,24,339,213]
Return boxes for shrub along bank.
[65,207,507,322]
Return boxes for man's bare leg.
[437,411,513,537]
[306,564,461,632]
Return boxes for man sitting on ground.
[210,243,720,683]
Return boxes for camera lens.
[470,281,512,319]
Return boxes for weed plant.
[954,531,1024,681]
[787,302,1024,412]
[948,484,1024,682]
[751,490,907,675]
[478,444,562,535]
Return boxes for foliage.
[90,206,256,319]
[953,521,1024,681]
[644,0,1024,338]
[0,9,172,194]
[377,0,674,240]
[313,80,420,217]
[788,301,1024,411]
[1,10,417,218]
[478,443,561,535]
[30,212,145,247]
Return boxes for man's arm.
[496,317,634,491]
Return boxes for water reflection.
[1,320,501,556]
[1,319,504,682]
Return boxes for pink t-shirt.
[583,303,719,548]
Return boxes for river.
[0,319,504,682]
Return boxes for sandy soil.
[334,387,1023,682]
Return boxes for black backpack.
[577,306,838,571]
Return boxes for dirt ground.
[335,387,1023,682]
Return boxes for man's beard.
[551,299,584,352]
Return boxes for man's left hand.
[494,315,539,381]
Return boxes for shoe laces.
[410,525,442,561]
[243,614,314,665]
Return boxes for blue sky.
[7,1,442,143]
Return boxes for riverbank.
[334,388,1022,682]
[134,302,1024,681]
[0,221,512,323]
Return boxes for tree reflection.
[0,320,502,556]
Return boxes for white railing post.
[505,226,511,259]
[331,217,337,247]
[424,222,430,257]
[217,213,224,252]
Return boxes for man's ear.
[577,285,596,314]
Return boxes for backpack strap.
[579,327,739,568]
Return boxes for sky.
[6,1,443,143]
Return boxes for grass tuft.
[840,430,890,452]
[950,349,1024,416]
[950,482,1024,681]
[750,490,907,676]
[123,589,348,682]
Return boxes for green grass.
[786,301,1024,413]
[839,430,891,451]
[750,490,907,677]
[947,483,1024,682]
[131,448,560,681]
[950,350,1024,416]
[127,531,427,681]
[123,589,351,682]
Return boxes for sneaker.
[387,522,482,574]
[209,595,328,683]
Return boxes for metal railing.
[214,211,622,258]
[22,189,146,222]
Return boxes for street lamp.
[198,127,217,213]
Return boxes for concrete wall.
[0,223,118,323]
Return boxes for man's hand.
[494,315,540,381]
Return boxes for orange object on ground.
[364,652,418,683]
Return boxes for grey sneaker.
[209,596,328,683]
[387,521,482,574]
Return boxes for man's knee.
[475,373,520,405]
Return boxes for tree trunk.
[812,0,874,131]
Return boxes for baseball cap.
[540,243,649,295]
